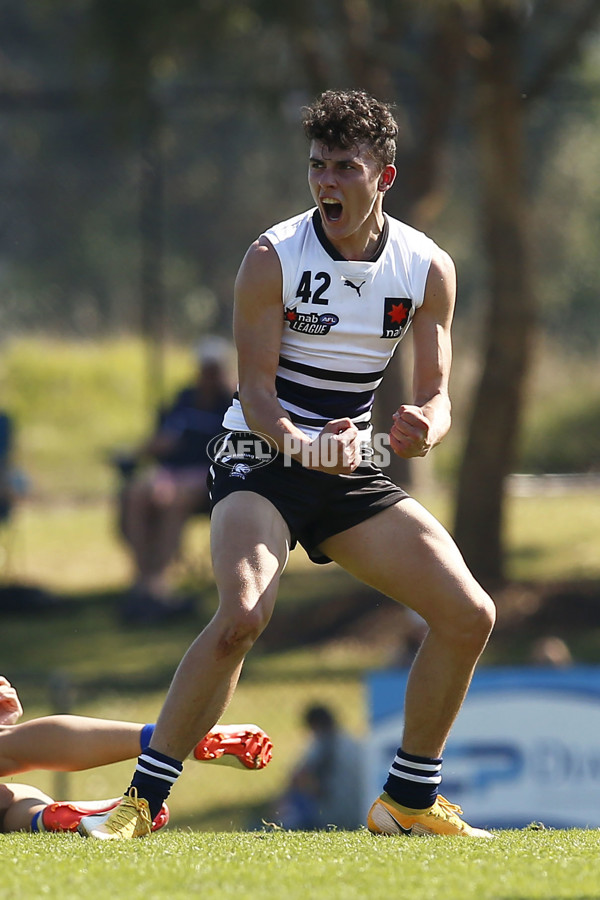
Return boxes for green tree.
[453,0,600,584]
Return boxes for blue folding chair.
[0,412,29,577]
[0,412,14,525]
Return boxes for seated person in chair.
[117,340,232,622]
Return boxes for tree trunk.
[454,5,536,586]
[373,2,466,488]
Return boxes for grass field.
[3,828,600,900]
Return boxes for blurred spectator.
[530,635,573,668]
[275,704,363,830]
[0,412,28,527]
[116,339,233,624]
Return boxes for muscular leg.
[0,783,54,833]
[0,717,143,777]
[320,498,495,758]
[150,491,290,760]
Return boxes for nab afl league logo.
[284,308,339,335]
[207,431,278,471]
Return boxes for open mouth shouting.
[321,197,343,223]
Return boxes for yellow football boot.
[367,792,494,838]
[78,787,153,840]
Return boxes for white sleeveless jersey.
[223,208,435,440]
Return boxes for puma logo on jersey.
[343,279,366,297]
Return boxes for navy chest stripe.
[275,376,374,419]
[278,355,386,385]
[288,412,371,430]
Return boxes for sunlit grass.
[401,487,600,584]
[0,336,192,499]
[3,828,600,900]
[505,490,600,581]
[5,499,132,591]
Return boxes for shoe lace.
[107,787,152,836]
[435,795,464,822]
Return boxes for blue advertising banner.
[367,667,600,829]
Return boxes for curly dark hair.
[302,89,398,170]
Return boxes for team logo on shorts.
[207,431,278,470]
[284,308,339,335]
[229,462,253,479]
[381,297,412,338]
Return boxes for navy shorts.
[208,435,409,564]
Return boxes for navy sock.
[384,747,442,810]
[130,747,183,820]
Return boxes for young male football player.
[81,89,495,840]
[0,676,272,833]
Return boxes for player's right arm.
[234,238,361,474]
[389,245,455,459]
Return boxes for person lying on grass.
[0,676,272,834]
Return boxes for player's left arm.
[389,245,456,459]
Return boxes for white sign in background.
[366,667,600,829]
